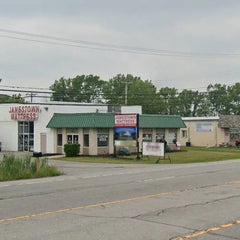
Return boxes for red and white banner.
[142,142,164,157]
[115,114,137,127]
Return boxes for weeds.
[0,155,62,181]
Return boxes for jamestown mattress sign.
[9,105,41,121]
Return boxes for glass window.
[67,134,79,144]
[98,134,109,147]
[57,134,62,146]
[67,135,73,143]
[29,122,34,133]
[143,134,152,142]
[182,130,187,138]
[166,129,177,144]
[156,131,165,142]
[84,134,89,147]
[24,122,29,133]
[73,135,78,144]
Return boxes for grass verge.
[0,155,62,181]
[58,147,240,164]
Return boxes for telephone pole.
[125,82,129,105]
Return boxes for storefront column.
[139,129,143,152]
[176,129,180,142]
[152,129,156,143]
[78,128,84,155]
[89,129,98,155]
[62,128,67,154]
[109,129,114,154]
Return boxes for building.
[180,115,240,147]
[0,102,185,155]
[47,113,185,155]
[0,102,141,153]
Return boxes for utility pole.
[125,82,128,105]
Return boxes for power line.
[1,28,240,58]
[0,88,52,94]
[0,85,51,91]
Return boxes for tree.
[228,82,240,114]
[102,74,141,105]
[157,87,179,115]
[50,75,104,103]
[0,94,25,103]
[207,84,232,115]
[128,80,157,114]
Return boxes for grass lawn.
[58,147,240,164]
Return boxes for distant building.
[180,115,240,147]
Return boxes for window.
[57,134,62,146]
[84,134,89,147]
[182,130,187,138]
[166,129,177,144]
[156,131,165,142]
[67,134,79,144]
[142,134,152,142]
[97,134,109,147]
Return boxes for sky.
[1,0,240,92]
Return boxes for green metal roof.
[139,114,186,128]
[47,113,186,129]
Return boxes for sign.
[114,114,139,154]
[115,140,136,147]
[9,105,41,121]
[142,142,164,157]
[115,114,137,127]
[195,123,213,132]
[114,127,137,140]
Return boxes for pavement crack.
[133,194,240,218]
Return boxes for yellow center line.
[0,191,178,223]
[174,220,240,239]
[0,179,239,224]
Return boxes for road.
[1,159,240,240]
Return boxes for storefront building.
[0,102,141,153]
[0,102,185,155]
[47,113,185,155]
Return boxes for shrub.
[64,143,80,157]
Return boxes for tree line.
[1,74,240,116]
[50,74,240,116]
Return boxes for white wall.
[0,103,142,153]
[0,104,19,151]
[121,106,142,114]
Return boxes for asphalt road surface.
[1,159,240,240]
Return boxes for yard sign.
[142,142,164,157]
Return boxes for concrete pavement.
[1,159,240,239]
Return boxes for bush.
[64,143,80,157]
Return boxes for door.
[40,133,47,154]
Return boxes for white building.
[0,102,141,153]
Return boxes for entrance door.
[18,122,34,152]
[40,133,47,154]
[23,134,29,151]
